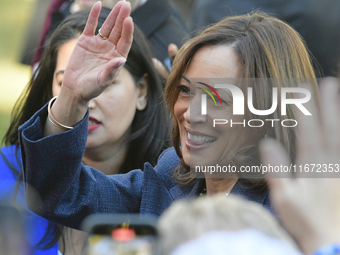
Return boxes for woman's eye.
[56,76,64,86]
[208,96,229,106]
[219,98,228,106]
[176,85,191,94]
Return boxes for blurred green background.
[0,0,36,145]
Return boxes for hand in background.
[153,43,178,79]
[260,78,340,254]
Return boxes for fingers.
[295,83,322,154]
[98,57,127,85]
[98,1,124,38]
[86,1,132,58]
[108,2,132,44]
[259,138,291,174]
[259,138,291,190]
[167,43,179,71]
[168,43,179,58]
[152,58,169,79]
[83,1,102,36]
[319,77,340,150]
[116,16,133,58]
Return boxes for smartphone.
[82,214,159,255]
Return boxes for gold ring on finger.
[98,28,108,40]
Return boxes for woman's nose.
[88,99,96,109]
[184,94,207,124]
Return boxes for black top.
[190,0,340,77]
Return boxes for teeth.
[89,120,98,125]
[188,132,216,143]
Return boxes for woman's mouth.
[88,117,101,132]
[186,131,217,150]
[188,132,217,144]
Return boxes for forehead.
[184,45,243,79]
[55,38,78,72]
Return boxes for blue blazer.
[19,104,273,230]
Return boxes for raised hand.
[44,1,134,136]
[63,1,133,101]
[152,43,178,79]
[260,78,340,254]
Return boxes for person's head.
[171,230,302,255]
[159,194,296,255]
[5,8,170,171]
[164,11,319,184]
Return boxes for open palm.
[260,78,340,254]
[62,1,133,101]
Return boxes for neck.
[204,176,238,195]
[82,144,128,175]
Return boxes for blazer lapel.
[140,164,205,216]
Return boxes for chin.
[85,140,100,150]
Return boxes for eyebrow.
[181,76,232,97]
[182,75,191,84]
[55,70,65,78]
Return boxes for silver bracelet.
[47,96,74,130]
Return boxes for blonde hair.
[159,194,296,255]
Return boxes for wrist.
[52,88,88,127]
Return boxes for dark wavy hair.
[2,7,170,251]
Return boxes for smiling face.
[174,45,256,168]
[52,38,148,162]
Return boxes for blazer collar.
[145,152,268,205]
